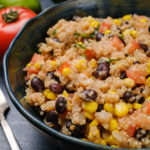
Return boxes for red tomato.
[126,69,147,84]
[30,53,44,64]
[0,7,36,61]
[146,101,150,115]
[111,36,124,51]
[128,40,140,54]
[85,49,96,60]
[126,125,136,137]
[99,22,111,34]
[57,62,71,73]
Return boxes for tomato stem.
[2,9,18,23]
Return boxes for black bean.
[125,21,129,24]
[33,106,46,118]
[65,120,85,138]
[96,32,104,41]
[72,16,79,21]
[120,71,127,79]
[137,96,145,104]
[80,89,98,101]
[94,61,110,80]
[52,38,61,43]
[133,61,140,64]
[55,97,67,114]
[140,88,144,93]
[117,27,122,34]
[31,77,45,92]
[122,91,134,103]
[146,50,150,57]
[46,110,58,124]
[47,71,60,83]
[134,128,148,141]
[139,43,148,52]
[97,104,103,112]
[49,83,63,94]
[63,85,75,93]
[148,26,150,33]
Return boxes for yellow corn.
[63,90,69,98]
[43,89,50,97]
[113,129,120,134]
[94,138,101,144]
[88,127,100,141]
[90,21,100,28]
[147,61,150,74]
[76,60,87,72]
[81,138,88,141]
[146,96,150,101]
[101,140,107,145]
[133,103,142,110]
[104,103,115,114]
[90,59,97,68]
[110,119,118,131]
[77,42,83,45]
[113,19,121,26]
[47,92,56,100]
[122,14,132,21]
[115,102,129,117]
[104,29,111,34]
[130,30,138,38]
[106,135,116,145]
[124,78,135,88]
[89,119,99,128]
[127,103,133,111]
[146,77,150,87]
[112,145,119,148]
[108,89,116,94]
[67,100,72,111]
[62,68,71,76]
[82,101,98,114]
[140,18,147,23]
[34,62,41,69]
[26,63,31,68]
[87,16,95,23]
[50,60,57,66]
[84,112,94,120]
[122,29,130,37]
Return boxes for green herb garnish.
[57,64,61,68]
[52,29,56,35]
[89,24,100,39]
[81,34,89,38]
[74,32,80,37]
[37,49,42,54]
[98,58,120,63]
[119,35,124,41]
[81,54,85,58]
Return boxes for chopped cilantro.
[89,25,100,39]
[37,49,42,54]
[74,32,80,37]
[52,29,56,35]
[119,35,124,41]
[98,58,119,63]
[57,64,61,68]
[81,34,89,38]
[81,54,85,58]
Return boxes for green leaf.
[52,29,56,35]
[89,25,100,39]
[81,34,89,38]
[81,54,85,58]
[74,32,80,37]
[57,63,61,68]
[37,49,42,54]
[108,58,120,63]
[98,58,119,63]
[119,35,124,41]
[0,4,4,9]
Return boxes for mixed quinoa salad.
[24,14,150,148]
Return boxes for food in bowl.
[24,14,150,148]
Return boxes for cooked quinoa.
[24,14,150,148]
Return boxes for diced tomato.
[57,62,71,73]
[111,36,124,51]
[30,53,44,64]
[126,69,147,84]
[146,101,150,115]
[128,40,140,54]
[85,49,96,60]
[99,22,111,34]
[26,69,38,80]
[126,125,136,137]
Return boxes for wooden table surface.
[0,0,64,149]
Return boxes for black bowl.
[3,0,150,150]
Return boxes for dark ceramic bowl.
[3,0,150,150]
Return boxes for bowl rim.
[2,0,147,149]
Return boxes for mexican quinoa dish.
[24,14,150,148]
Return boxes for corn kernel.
[26,63,31,68]
[106,135,116,145]
[124,78,135,88]
[77,42,83,45]
[90,59,97,68]
[110,119,118,131]
[84,112,94,120]
[122,29,130,37]
[140,18,147,23]
[89,119,99,128]
[88,127,100,141]
[113,129,120,134]
[50,60,57,66]
[127,103,133,111]
[147,62,150,74]
[112,145,119,148]
[113,19,121,26]
[67,100,72,111]
[90,21,100,28]
[130,30,138,38]
[62,68,71,76]
[81,138,88,141]
[87,16,95,23]
[76,60,87,72]
[104,103,115,114]
[108,89,116,94]
[82,101,98,114]
[146,77,150,87]
[47,92,56,100]
[43,89,50,97]
[104,29,111,34]
[94,138,101,144]
[133,103,142,110]
[63,90,69,98]
[34,62,40,69]
[122,14,132,21]
[115,102,129,117]
[146,96,150,101]
[101,140,107,145]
